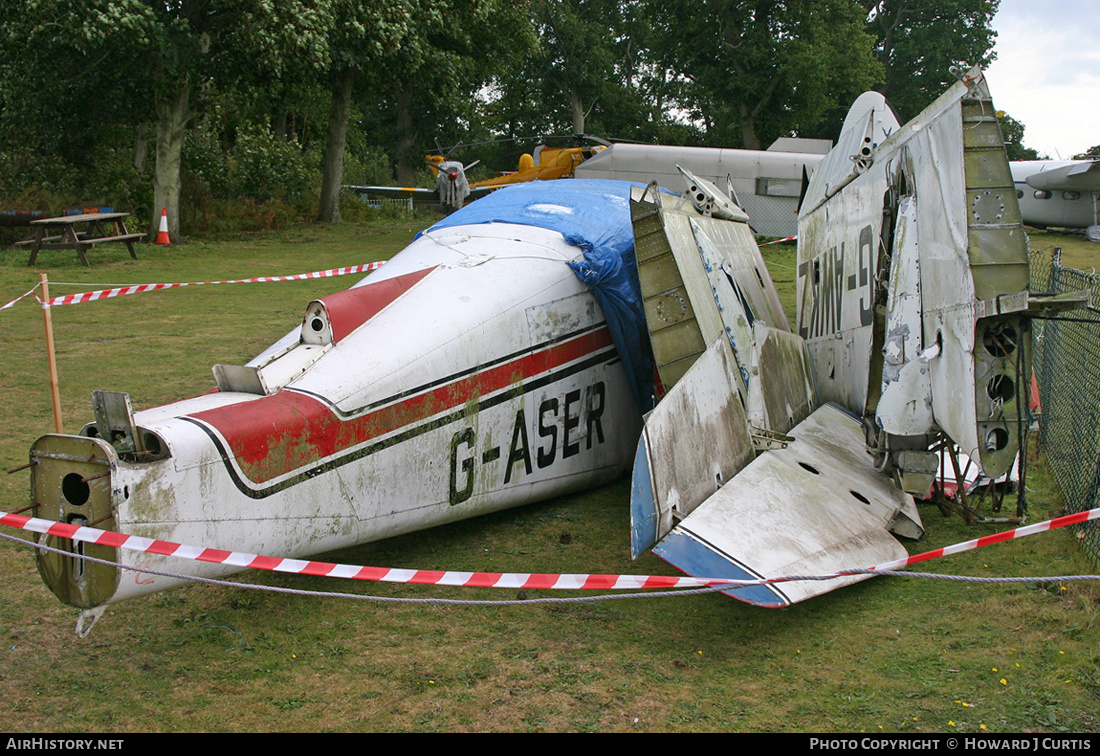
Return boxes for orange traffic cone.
[155,207,171,245]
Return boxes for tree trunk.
[738,102,761,150]
[133,122,149,175]
[394,86,418,186]
[570,88,586,134]
[151,87,190,243]
[272,113,288,141]
[317,67,355,224]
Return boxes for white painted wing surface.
[653,403,921,607]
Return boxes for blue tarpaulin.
[421,180,655,411]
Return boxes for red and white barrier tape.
[1,262,385,311]
[2,506,1097,591]
[44,262,386,306]
[866,506,1100,572]
[760,235,797,246]
[1,285,41,311]
[0,509,710,589]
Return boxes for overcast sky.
[983,0,1100,159]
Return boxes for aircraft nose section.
[30,434,121,608]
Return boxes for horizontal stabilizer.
[653,404,921,607]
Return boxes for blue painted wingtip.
[629,431,658,560]
[653,530,791,608]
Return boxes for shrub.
[228,123,320,201]
[185,114,320,202]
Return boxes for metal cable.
[4,529,1095,609]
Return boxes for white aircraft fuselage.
[31,191,644,609]
[1011,159,1099,229]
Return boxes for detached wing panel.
[653,404,916,607]
[630,336,755,557]
[630,172,921,606]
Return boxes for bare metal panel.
[654,404,917,607]
[633,337,756,555]
[32,435,120,608]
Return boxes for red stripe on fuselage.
[188,327,614,485]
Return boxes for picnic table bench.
[17,212,145,266]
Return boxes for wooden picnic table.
[19,212,145,267]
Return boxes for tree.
[142,1,332,241]
[315,1,417,223]
[381,0,535,186]
[316,0,534,221]
[997,111,1043,161]
[0,1,153,205]
[862,0,999,121]
[2,1,334,241]
[530,0,624,135]
[485,0,679,145]
[646,0,882,149]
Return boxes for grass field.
[1027,228,1100,273]
[0,221,1097,733]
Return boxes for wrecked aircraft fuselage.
[31,183,646,608]
[22,68,1040,616]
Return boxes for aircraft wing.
[649,400,917,607]
[346,185,438,202]
[628,173,921,605]
[346,183,496,206]
[1024,159,1100,193]
[467,185,496,200]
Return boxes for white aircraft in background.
[1012,159,1100,234]
[352,136,829,238]
[574,137,834,238]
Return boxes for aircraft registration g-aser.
[23,66,1045,620]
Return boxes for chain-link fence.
[1030,245,1100,566]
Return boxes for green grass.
[1026,227,1099,273]
[0,224,1097,733]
